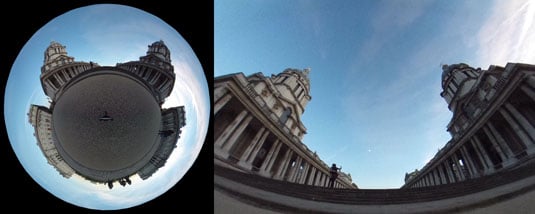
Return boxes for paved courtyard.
[53,71,161,180]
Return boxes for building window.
[297,89,304,100]
[280,107,292,125]
[281,76,289,83]
[293,82,300,92]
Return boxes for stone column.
[54,73,65,85]
[452,153,465,181]
[444,162,456,183]
[471,137,494,174]
[433,168,442,185]
[161,80,173,93]
[291,159,302,183]
[289,157,303,182]
[487,122,515,159]
[307,167,317,185]
[259,140,281,175]
[214,93,233,114]
[221,115,254,152]
[504,103,535,152]
[299,162,309,184]
[318,173,325,187]
[314,170,322,186]
[460,145,478,178]
[237,127,267,168]
[149,72,160,84]
[482,126,508,162]
[437,165,447,184]
[49,79,57,91]
[264,142,283,174]
[244,132,270,164]
[422,176,427,187]
[215,110,247,147]
[300,163,310,184]
[286,160,297,182]
[500,108,535,153]
[275,150,293,180]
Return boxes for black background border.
[0,0,214,212]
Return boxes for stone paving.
[53,71,161,180]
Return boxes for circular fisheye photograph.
[4,4,209,210]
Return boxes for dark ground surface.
[53,72,161,173]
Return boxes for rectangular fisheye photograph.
[214,1,535,213]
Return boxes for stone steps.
[215,160,535,205]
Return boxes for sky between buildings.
[4,4,210,210]
[215,0,535,188]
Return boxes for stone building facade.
[28,105,75,178]
[138,107,186,180]
[214,68,356,189]
[403,63,535,188]
[117,40,175,105]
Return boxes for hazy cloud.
[357,0,434,63]
[477,0,535,66]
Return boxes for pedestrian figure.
[329,163,341,188]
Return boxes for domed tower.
[144,40,171,63]
[271,68,312,119]
[440,63,481,112]
[139,40,174,74]
[40,41,95,101]
[43,41,72,65]
[118,40,175,105]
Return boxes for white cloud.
[477,1,535,66]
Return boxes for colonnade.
[408,81,535,188]
[118,62,175,102]
[214,86,351,189]
[42,62,94,100]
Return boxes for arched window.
[280,107,292,125]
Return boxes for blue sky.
[4,4,210,210]
[215,0,535,188]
